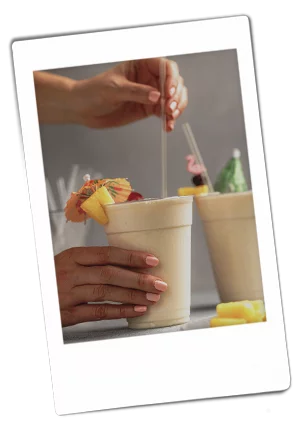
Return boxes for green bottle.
[214,149,248,193]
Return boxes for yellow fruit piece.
[178,185,208,196]
[215,300,266,323]
[210,317,246,327]
[95,185,115,206]
[196,185,209,195]
[216,301,256,322]
[248,300,266,323]
[178,187,195,196]
[80,186,114,225]
[251,300,265,316]
[247,314,264,323]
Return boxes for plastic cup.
[195,191,264,302]
[104,196,193,329]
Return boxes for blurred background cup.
[50,211,89,255]
[195,191,264,302]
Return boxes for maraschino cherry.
[127,192,144,201]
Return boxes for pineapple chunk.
[212,300,266,326]
[178,185,208,196]
[216,301,256,322]
[248,300,266,323]
[251,300,266,317]
[80,186,114,225]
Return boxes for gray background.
[41,49,250,306]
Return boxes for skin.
[55,246,168,327]
[35,58,187,326]
[34,57,188,132]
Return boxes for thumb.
[117,78,161,104]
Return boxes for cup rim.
[195,190,252,200]
[105,195,193,208]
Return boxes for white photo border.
[13,16,290,415]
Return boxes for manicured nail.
[134,306,148,312]
[145,255,159,266]
[146,293,160,302]
[149,91,160,102]
[169,86,176,96]
[172,109,180,119]
[154,280,168,292]
[170,101,177,111]
[168,121,175,131]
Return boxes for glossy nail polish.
[149,91,160,102]
[134,306,148,313]
[145,255,159,266]
[154,280,168,292]
[173,109,180,119]
[170,101,177,111]
[146,293,160,302]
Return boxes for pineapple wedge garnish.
[80,186,114,225]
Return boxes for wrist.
[51,75,79,124]
[34,72,77,124]
[66,79,87,125]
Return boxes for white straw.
[56,177,68,210]
[45,178,57,212]
[182,122,214,192]
[160,58,167,198]
[67,164,80,195]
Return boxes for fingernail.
[146,293,160,302]
[168,121,175,131]
[149,91,160,102]
[134,306,148,312]
[170,101,177,111]
[154,280,168,292]
[170,86,176,96]
[173,109,180,119]
[145,255,159,266]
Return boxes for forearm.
[33,71,76,124]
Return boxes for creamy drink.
[195,191,264,302]
[104,196,193,329]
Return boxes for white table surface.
[40,291,219,416]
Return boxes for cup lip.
[195,190,252,200]
[105,195,193,208]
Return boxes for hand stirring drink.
[105,61,194,329]
[69,63,194,329]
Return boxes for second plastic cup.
[195,191,264,302]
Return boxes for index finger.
[71,246,159,268]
